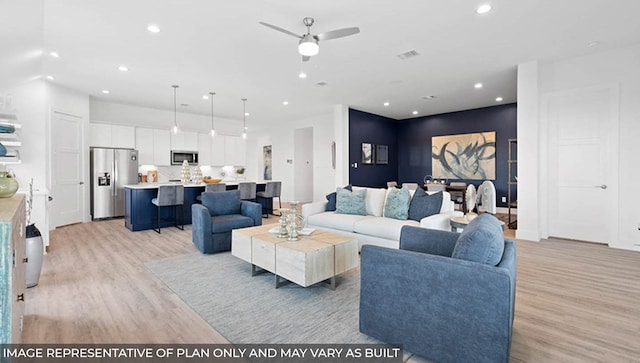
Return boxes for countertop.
[124,180,272,189]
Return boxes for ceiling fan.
[259,17,360,61]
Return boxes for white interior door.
[546,85,619,244]
[294,127,314,203]
[51,111,84,227]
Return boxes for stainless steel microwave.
[171,150,198,165]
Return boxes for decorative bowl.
[203,178,222,184]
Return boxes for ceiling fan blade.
[302,55,311,62]
[316,27,360,41]
[259,21,302,39]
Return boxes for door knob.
[79,181,85,185]
[596,185,607,189]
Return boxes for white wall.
[251,110,342,203]
[517,43,640,251]
[0,0,44,90]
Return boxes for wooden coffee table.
[231,225,358,290]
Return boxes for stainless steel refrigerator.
[90,148,139,219]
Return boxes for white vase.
[25,224,44,288]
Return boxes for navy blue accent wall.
[347,104,517,207]
[397,104,517,207]
[348,109,398,188]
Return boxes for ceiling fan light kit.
[298,34,319,56]
[260,17,359,61]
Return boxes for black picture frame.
[376,144,388,164]
[361,143,373,164]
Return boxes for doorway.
[51,110,84,227]
[545,84,619,245]
[294,127,314,203]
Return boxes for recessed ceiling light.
[147,24,160,33]
[245,112,250,116]
[49,51,60,58]
[383,102,390,107]
[202,95,209,100]
[118,66,129,72]
[46,75,54,81]
[298,71,307,79]
[283,101,289,105]
[422,95,436,100]
[496,97,503,102]
[476,4,492,14]
[474,83,483,89]
[412,110,418,115]
[102,90,110,94]
[588,40,601,48]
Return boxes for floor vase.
[25,224,43,288]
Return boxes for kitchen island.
[124,182,268,232]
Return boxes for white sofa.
[302,187,463,249]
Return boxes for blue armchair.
[359,214,516,363]
[191,190,262,254]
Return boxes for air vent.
[397,50,419,60]
[316,81,328,86]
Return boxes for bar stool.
[238,182,256,202]
[151,185,184,233]
[196,183,226,202]
[256,181,282,217]
[205,183,226,192]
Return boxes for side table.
[450,215,505,232]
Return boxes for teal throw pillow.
[325,185,352,211]
[384,187,411,220]
[335,187,367,216]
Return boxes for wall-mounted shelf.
[0,111,21,164]
[507,139,517,228]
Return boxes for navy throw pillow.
[325,185,352,211]
[408,189,443,221]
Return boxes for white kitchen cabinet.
[89,123,111,147]
[153,129,171,166]
[235,136,246,166]
[90,123,135,148]
[223,135,237,166]
[211,136,226,166]
[110,125,135,148]
[224,135,246,166]
[197,133,212,166]
[170,131,198,151]
[135,128,154,165]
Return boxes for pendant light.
[209,92,216,137]
[171,85,180,134]
[241,98,247,140]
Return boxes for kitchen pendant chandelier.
[209,92,216,137]
[171,85,180,134]
[241,98,247,140]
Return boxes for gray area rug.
[145,252,379,344]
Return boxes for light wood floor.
[22,217,640,362]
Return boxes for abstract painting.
[432,132,496,180]
[361,143,373,164]
[263,145,272,180]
